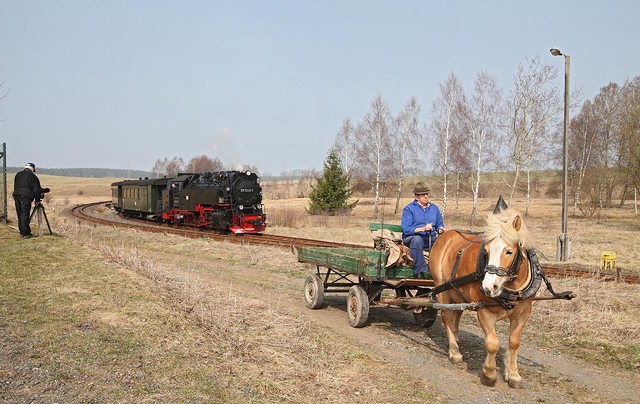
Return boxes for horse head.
[480,206,533,298]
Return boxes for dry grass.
[47,223,439,402]
[527,274,640,370]
[4,174,640,378]
[59,217,640,373]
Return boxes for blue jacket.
[401,200,444,244]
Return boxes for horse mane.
[483,207,533,250]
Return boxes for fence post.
[0,143,6,224]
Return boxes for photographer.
[12,162,43,238]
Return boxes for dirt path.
[161,248,640,404]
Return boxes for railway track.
[69,201,639,284]
[69,201,367,250]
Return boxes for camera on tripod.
[31,187,53,236]
[38,187,50,201]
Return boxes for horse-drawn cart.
[298,223,440,328]
[298,199,576,388]
[298,220,574,330]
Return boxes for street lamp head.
[550,47,563,57]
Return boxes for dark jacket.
[13,169,42,201]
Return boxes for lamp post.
[550,47,570,261]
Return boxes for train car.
[111,170,266,234]
[111,177,169,220]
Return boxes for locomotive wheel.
[413,308,439,328]
[347,285,369,328]
[304,274,324,309]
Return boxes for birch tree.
[457,70,502,224]
[333,118,357,177]
[391,97,421,214]
[592,83,621,207]
[428,71,464,217]
[617,76,640,193]
[568,100,599,214]
[354,93,392,219]
[503,55,564,207]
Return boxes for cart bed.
[297,246,414,278]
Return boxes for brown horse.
[429,205,536,388]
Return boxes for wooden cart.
[298,223,440,328]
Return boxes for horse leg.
[441,309,464,364]
[477,309,499,387]
[504,305,532,388]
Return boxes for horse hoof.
[480,373,497,387]
[449,355,463,365]
[508,378,524,389]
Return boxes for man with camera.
[12,162,44,238]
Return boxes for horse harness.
[431,230,573,310]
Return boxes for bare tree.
[568,100,599,215]
[185,155,225,173]
[592,83,622,207]
[151,158,168,178]
[457,70,502,224]
[428,71,464,217]
[354,93,393,219]
[333,118,357,177]
[502,55,564,207]
[240,164,260,174]
[167,157,185,177]
[391,97,421,214]
[616,76,640,192]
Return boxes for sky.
[0,1,638,176]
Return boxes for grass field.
[1,174,639,402]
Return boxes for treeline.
[7,167,151,179]
[332,54,640,223]
[6,162,314,182]
[151,155,259,178]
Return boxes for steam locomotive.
[111,170,266,233]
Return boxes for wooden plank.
[368,222,403,233]
[298,247,414,278]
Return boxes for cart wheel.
[413,308,438,328]
[304,274,324,309]
[347,285,369,328]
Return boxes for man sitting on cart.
[401,182,445,278]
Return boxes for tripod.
[29,201,53,236]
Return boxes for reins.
[430,231,574,310]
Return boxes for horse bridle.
[430,233,525,309]
[480,240,523,283]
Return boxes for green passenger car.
[111,177,170,219]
